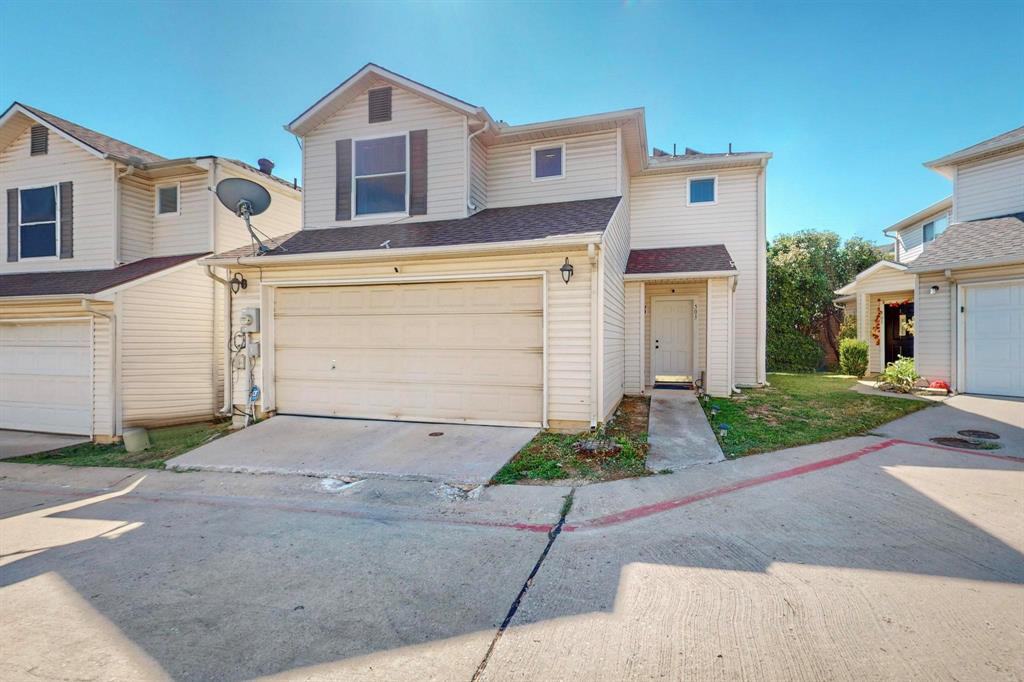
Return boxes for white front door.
[652,298,693,380]
[964,281,1024,398]
[0,321,92,434]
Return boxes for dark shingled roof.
[626,245,737,275]
[0,253,207,298]
[20,103,167,165]
[909,213,1024,271]
[211,196,621,260]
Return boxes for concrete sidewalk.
[645,389,724,471]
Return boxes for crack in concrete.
[471,487,575,681]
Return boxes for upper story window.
[156,183,179,216]
[19,185,58,258]
[687,176,717,205]
[354,135,407,216]
[532,144,564,181]
[923,215,948,243]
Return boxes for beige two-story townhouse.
[838,125,1024,397]
[0,103,301,439]
[205,64,770,431]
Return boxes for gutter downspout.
[589,242,599,429]
[81,300,119,438]
[465,121,489,213]
[205,265,233,416]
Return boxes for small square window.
[923,215,947,243]
[157,184,179,215]
[533,145,564,180]
[688,177,716,205]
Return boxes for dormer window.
[19,185,58,258]
[532,144,564,180]
[687,176,717,205]
[156,183,179,216]
[354,135,408,216]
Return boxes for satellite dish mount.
[214,177,283,256]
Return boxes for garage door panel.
[0,321,92,434]
[965,282,1023,398]
[274,280,544,425]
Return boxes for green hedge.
[839,338,869,377]
[767,331,823,372]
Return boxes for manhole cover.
[428,432,444,437]
[957,429,1000,440]
[930,437,999,450]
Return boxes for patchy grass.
[703,372,932,457]
[8,421,232,469]
[493,396,651,484]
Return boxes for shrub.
[876,356,919,393]
[838,314,857,341]
[767,331,822,372]
[839,338,869,377]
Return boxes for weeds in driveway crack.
[471,487,575,681]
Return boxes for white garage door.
[273,279,544,425]
[0,321,92,434]
[964,281,1024,398]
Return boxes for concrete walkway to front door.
[166,416,538,485]
[646,389,725,471]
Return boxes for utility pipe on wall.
[204,265,233,416]
[81,300,119,438]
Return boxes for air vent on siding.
[30,125,48,155]
[368,87,392,123]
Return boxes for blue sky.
[1,1,1021,241]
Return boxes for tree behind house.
[767,230,881,371]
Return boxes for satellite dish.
[215,178,275,255]
[215,178,271,217]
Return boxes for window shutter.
[6,188,18,262]
[30,125,48,156]
[59,182,73,258]
[409,129,428,216]
[335,139,352,221]
[368,87,392,123]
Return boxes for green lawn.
[8,421,232,469]
[493,396,651,484]
[703,372,932,457]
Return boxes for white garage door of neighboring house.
[0,321,92,434]
[964,281,1024,398]
[273,279,544,426]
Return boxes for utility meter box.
[240,307,260,333]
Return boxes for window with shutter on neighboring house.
[156,183,179,216]
[353,135,407,216]
[30,125,48,155]
[368,87,392,123]
[18,185,59,258]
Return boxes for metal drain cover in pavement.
[931,437,999,450]
[957,429,1000,440]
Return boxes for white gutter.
[623,270,738,282]
[202,232,604,267]
[465,121,489,213]
[204,266,233,416]
[81,300,119,437]
[908,254,1024,274]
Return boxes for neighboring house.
[203,64,770,431]
[0,103,301,439]
[837,125,1024,398]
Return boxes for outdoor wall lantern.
[560,258,574,284]
[929,284,940,294]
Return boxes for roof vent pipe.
[257,158,275,174]
[728,143,732,155]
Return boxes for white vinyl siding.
[624,281,643,394]
[0,124,115,271]
[119,263,216,426]
[631,167,762,386]
[895,208,951,264]
[213,161,301,253]
[487,130,619,208]
[469,135,487,211]
[954,149,1024,222]
[119,176,154,263]
[601,197,629,421]
[225,250,595,428]
[302,85,468,227]
[705,277,732,396]
[150,172,210,256]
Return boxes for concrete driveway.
[167,415,538,485]
[0,430,88,460]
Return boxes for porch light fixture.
[560,258,574,284]
[929,285,940,294]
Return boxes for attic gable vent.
[368,87,392,123]
[30,125,48,156]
